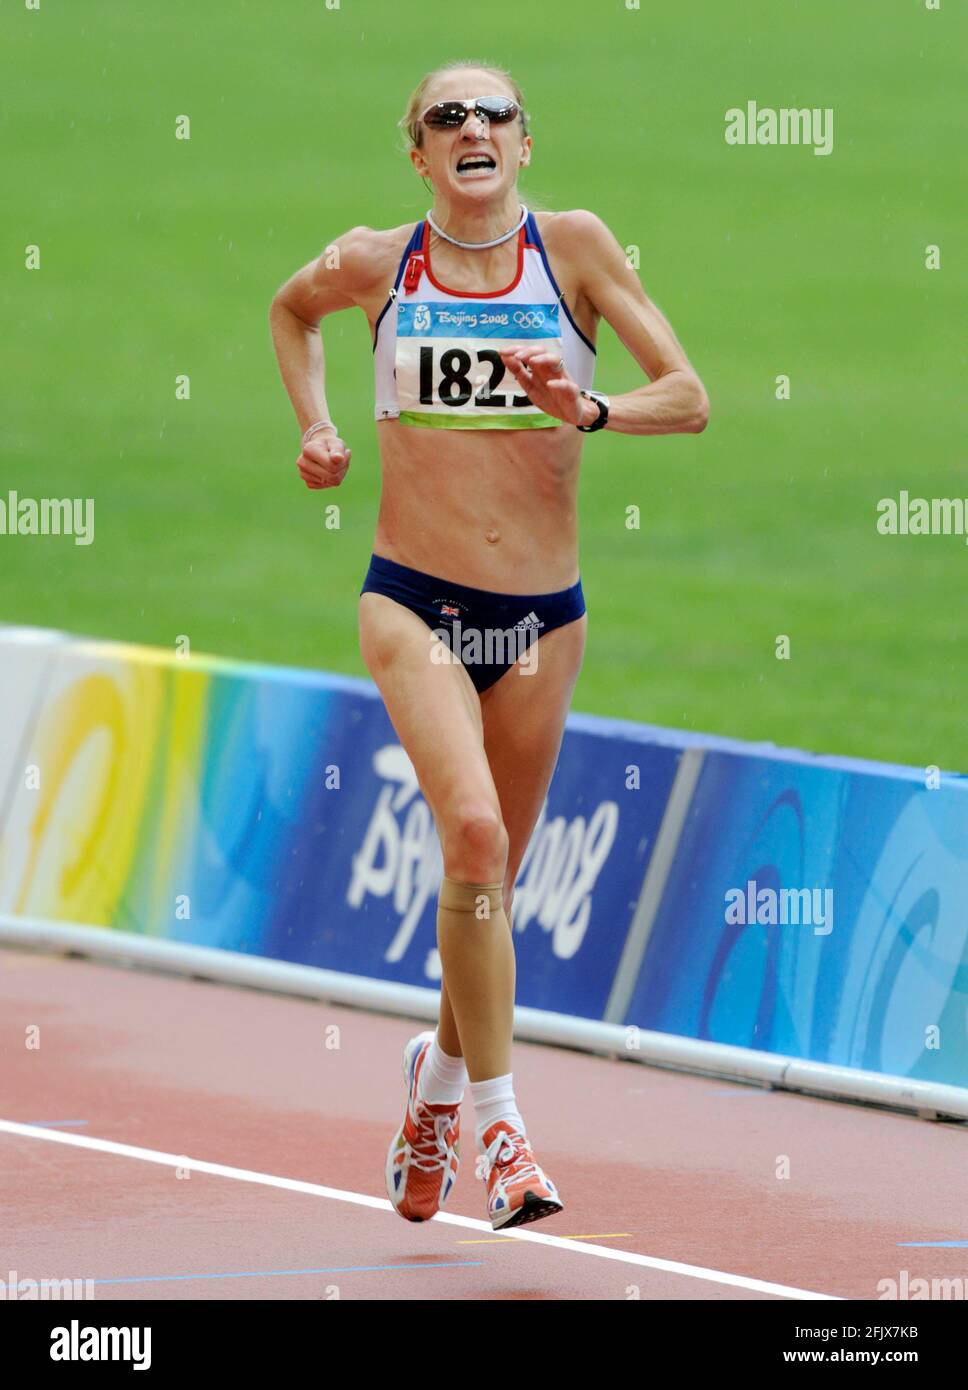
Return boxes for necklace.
[426,203,528,250]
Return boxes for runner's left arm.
[501,209,709,436]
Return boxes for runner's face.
[411,72,531,202]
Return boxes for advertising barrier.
[1,626,966,1114]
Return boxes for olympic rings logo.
[513,310,545,329]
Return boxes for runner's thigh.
[359,592,501,822]
[481,614,587,877]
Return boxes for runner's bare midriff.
[373,419,582,593]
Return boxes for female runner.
[269,61,709,1231]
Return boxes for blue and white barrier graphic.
[0,626,965,1102]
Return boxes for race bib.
[395,300,563,429]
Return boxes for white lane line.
[0,1119,838,1300]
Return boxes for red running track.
[1,948,965,1301]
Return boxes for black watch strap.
[577,390,609,433]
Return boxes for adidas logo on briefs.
[513,611,545,630]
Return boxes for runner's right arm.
[268,227,385,490]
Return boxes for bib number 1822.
[418,346,532,409]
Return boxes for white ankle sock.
[418,1031,468,1106]
[470,1073,525,1152]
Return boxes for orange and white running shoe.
[481,1120,564,1231]
[385,1031,461,1222]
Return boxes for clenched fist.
[296,431,352,490]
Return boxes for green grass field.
[2,0,964,769]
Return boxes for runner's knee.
[442,804,508,882]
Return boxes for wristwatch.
[576,390,610,433]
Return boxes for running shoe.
[385,1030,461,1222]
[481,1119,564,1230]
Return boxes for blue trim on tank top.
[372,221,424,350]
[525,212,597,356]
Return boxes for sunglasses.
[420,96,521,130]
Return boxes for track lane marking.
[0,1119,839,1300]
[89,1261,483,1286]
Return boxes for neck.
[427,194,524,246]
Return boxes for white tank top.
[373,210,596,429]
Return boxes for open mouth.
[456,154,497,175]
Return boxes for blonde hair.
[399,61,530,151]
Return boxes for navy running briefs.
[360,552,585,695]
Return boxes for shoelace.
[486,1128,542,1188]
[409,1103,459,1174]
